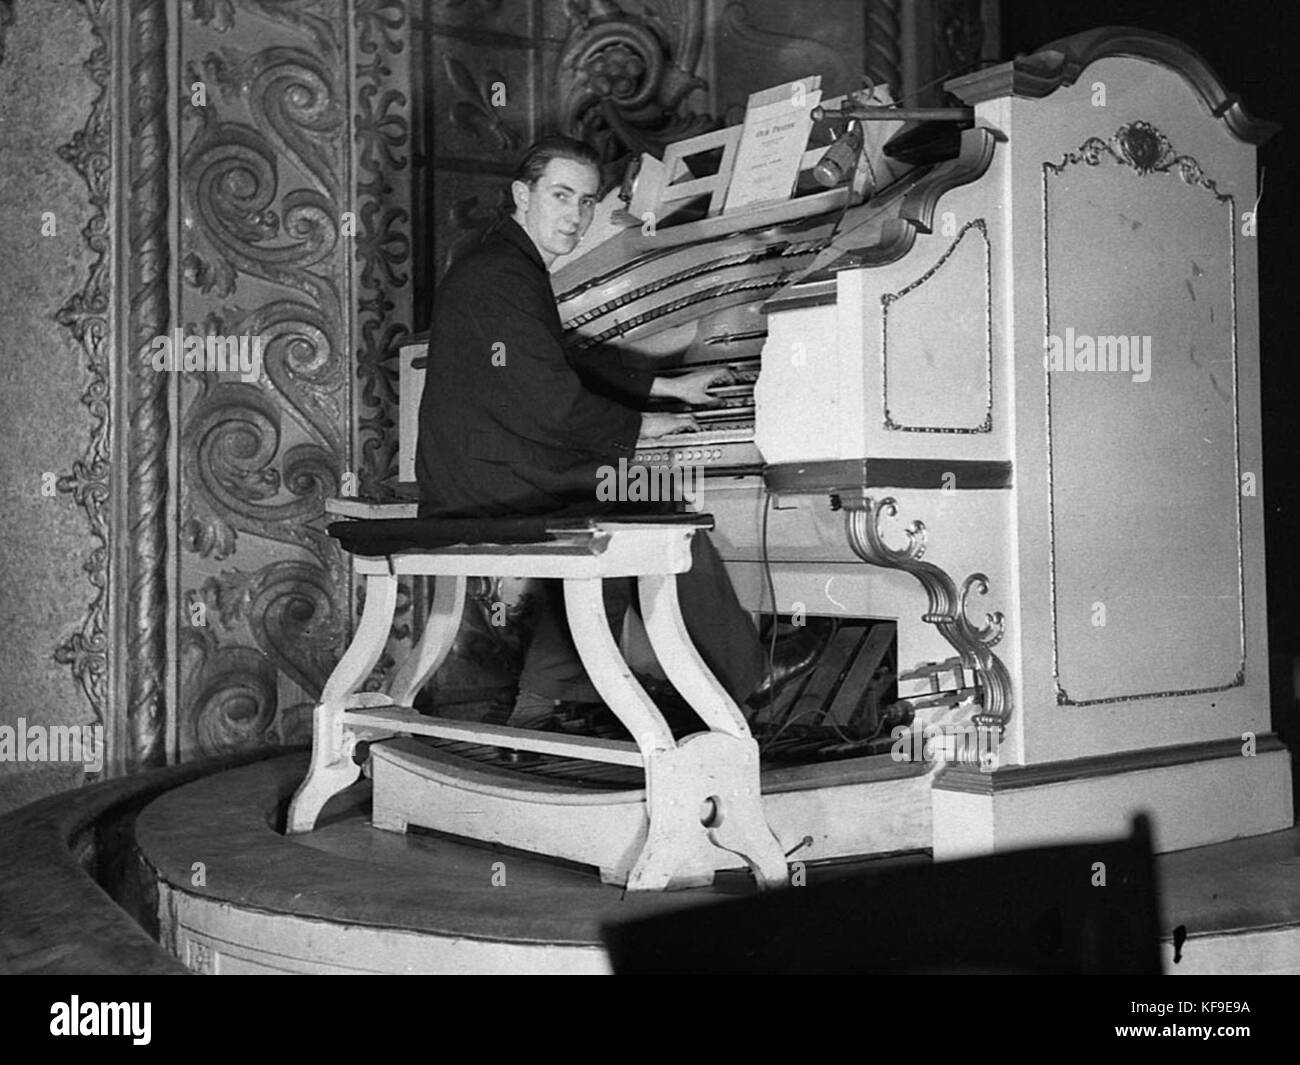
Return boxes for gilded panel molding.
[881,217,992,433]
[1042,121,1246,707]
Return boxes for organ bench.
[286,512,788,890]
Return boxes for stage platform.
[2,750,1298,974]
[135,753,738,974]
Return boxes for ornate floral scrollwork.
[200,45,345,200]
[176,17,350,737]
[177,18,353,758]
[558,0,712,175]
[354,0,411,498]
[191,560,346,700]
[52,0,113,732]
[844,496,1013,745]
[181,383,339,559]
[186,0,337,55]
[179,625,279,756]
[182,76,343,317]
[1046,121,1232,203]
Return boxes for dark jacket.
[416,218,654,519]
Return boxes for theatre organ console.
[546,27,1291,858]
[375,28,1289,869]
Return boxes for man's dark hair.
[513,135,602,186]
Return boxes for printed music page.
[722,76,822,214]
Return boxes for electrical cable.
[895,57,1001,107]
[761,486,778,700]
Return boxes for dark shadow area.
[604,815,1160,973]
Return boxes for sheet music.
[722,76,822,214]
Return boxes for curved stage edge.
[3,749,1299,974]
[0,749,279,975]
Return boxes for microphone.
[813,122,864,188]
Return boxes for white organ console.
[374,27,1290,874]
[543,26,1292,859]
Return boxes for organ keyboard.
[633,357,761,471]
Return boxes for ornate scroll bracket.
[842,495,1013,753]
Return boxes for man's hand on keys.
[650,366,734,407]
[640,412,699,439]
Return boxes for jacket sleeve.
[567,343,656,407]
[460,257,644,461]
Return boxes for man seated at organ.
[416,135,824,730]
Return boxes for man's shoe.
[637,677,703,736]
[507,689,562,730]
[554,699,624,735]
[746,622,834,709]
[509,691,624,736]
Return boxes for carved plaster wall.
[0,0,417,784]
[0,0,994,797]
[179,3,350,758]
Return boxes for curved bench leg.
[636,571,786,889]
[637,572,751,740]
[386,575,468,707]
[630,732,789,891]
[286,705,365,834]
[569,572,786,891]
[288,572,400,833]
[563,577,675,754]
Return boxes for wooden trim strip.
[765,458,1013,494]
[933,734,1287,795]
[763,279,839,313]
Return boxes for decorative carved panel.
[175,3,351,758]
[52,0,114,747]
[557,0,711,170]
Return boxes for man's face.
[512,156,600,266]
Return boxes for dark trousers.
[517,532,765,704]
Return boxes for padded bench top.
[328,507,714,576]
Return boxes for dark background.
[1004,1,1299,809]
